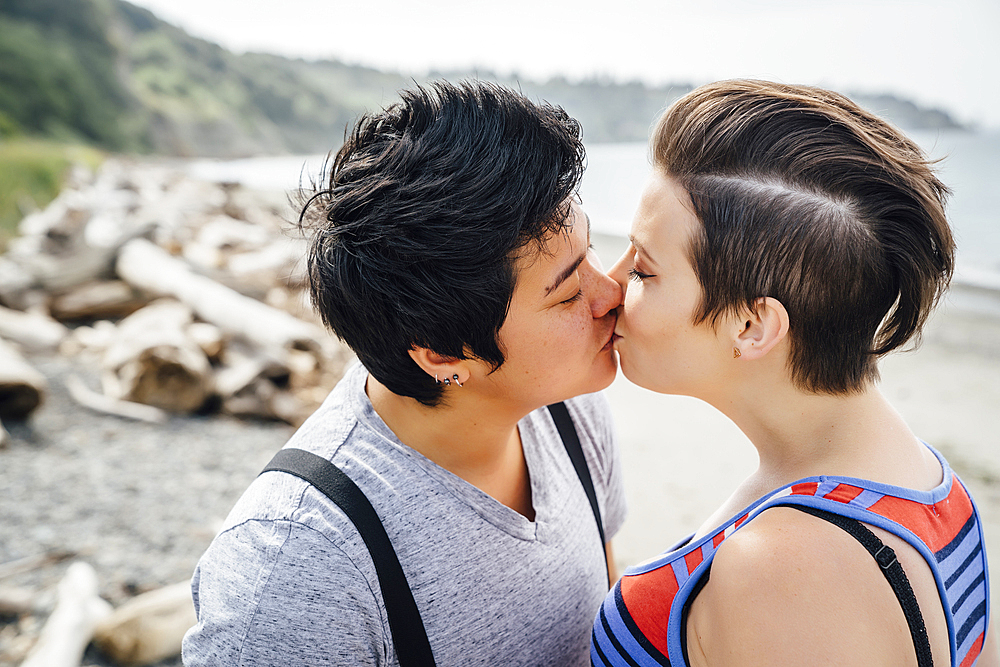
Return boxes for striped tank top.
[592,445,990,666]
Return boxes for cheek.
[623,285,656,339]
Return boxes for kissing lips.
[600,314,618,352]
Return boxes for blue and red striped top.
[592,445,990,667]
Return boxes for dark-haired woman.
[592,80,997,666]
[184,81,626,667]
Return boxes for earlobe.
[408,347,470,387]
[733,297,789,360]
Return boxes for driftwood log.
[0,585,41,615]
[92,581,196,667]
[213,342,307,424]
[0,255,36,310]
[0,304,68,351]
[0,550,75,580]
[20,561,113,667]
[0,337,47,420]
[66,375,168,424]
[116,238,328,353]
[101,300,213,413]
[48,280,149,321]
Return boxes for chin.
[562,357,618,402]
[617,354,656,392]
[590,353,619,393]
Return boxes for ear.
[734,297,789,360]
[408,347,470,387]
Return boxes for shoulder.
[687,506,913,666]
[561,391,616,451]
[184,519,388,665]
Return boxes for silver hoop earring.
[434,374,440,384]
[452,374,463,387]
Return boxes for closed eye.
[628,268,654,281]
[561,290,583,305]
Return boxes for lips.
[600,314,618,351]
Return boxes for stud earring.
[452,374,463,387]
[733,347,741,358]
[443,377,451,386]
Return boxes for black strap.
[547,402,608,575]
[785,504,934,667]
[259,404,604,664]
[261,448,436,667]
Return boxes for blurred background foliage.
[0,0,965,250]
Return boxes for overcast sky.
[126,0,1000,129]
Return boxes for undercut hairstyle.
[298,80,585,405]
[653,79,954,393]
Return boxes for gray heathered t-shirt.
[182,362,626,666]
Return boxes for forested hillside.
[0,0,966,158]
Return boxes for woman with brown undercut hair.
[592,80,997,667]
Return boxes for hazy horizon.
[125,0,1000,130]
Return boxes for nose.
[607,246,632,290]
[585,249,622,317]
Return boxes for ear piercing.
[433,373,465,386]
[733,347,741,358]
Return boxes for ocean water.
[185,129,1000,277]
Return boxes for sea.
[185,129,1000,284]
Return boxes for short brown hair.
[653,79,954,393]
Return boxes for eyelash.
[628,268,653,281]
[561,290,583,305]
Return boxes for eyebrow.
[544,211,591,296]
[629,234,659,268]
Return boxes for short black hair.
[299,80,586,405]
[654,80,954,393]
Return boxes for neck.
[366,376,535,518]
[717,381,941,495]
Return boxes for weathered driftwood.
[0,338,47,420]
[58,319,118,360]
[181,214,271,271]
[9,236,119,293]
[0,304,68,351]
[48,280,149,321]
[187,321,225,363]
[213,343,288,397]
[101,300,213,413]
[66,375,168,424]
[0,255,36,310]
[116,238,329,353]
[20,561,113,667]
[226,236,309,286]
[0,550,75,580]
[0,586,42,615]
[214,344,310,424]
[92,581,196,667]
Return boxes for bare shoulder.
[686,507,917,667]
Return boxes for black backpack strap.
[784,504,933,667]
[547,402,608,574]
[261,448,436,667]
